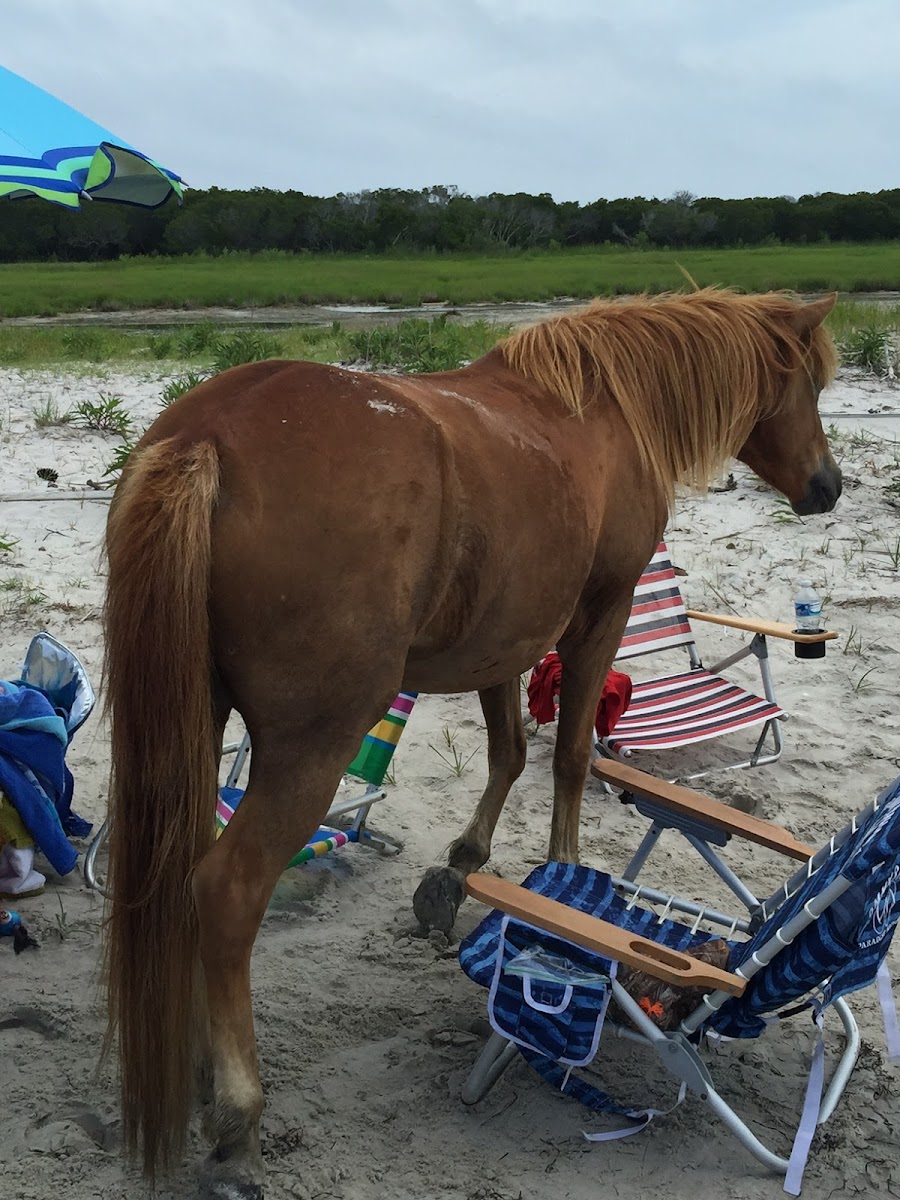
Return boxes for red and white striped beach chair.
[599,543,835,779]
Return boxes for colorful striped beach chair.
[216,692,418,862]
[592,542,832,779]
[460,761,900,1195]
[84,693,418,894]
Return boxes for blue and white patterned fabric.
[460,777,900,1086]
[460,862,721,1118]
[485,914,614,1066]
[713,775,900,1038]
[460,863,723,1063]
[460,862,724,995]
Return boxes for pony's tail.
[102,438,221,1179]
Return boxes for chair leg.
[461,1032,520,1105]
[622,821,665,882]
[683,833,761,911]
[676,718,785,782]
[703,1085,790,1173]
[749,717,784,768]
[703,1002,859,1179]
[819,998,860,1123]
[592,741,618,795]
[612,985,793,1175]
[336,785,402,855]
[357,827,403,855]
[83,817,109,896]
[224,730,252,789]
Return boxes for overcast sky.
[4,0,897,203]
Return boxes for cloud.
[4,0,896,202]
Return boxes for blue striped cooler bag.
[487,915,615,1067]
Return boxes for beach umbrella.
[0,64,183,210]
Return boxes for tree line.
[3,184,900,262]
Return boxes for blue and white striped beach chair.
[460,760,900,1195]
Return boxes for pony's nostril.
[792,463,842,515]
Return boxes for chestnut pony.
[103,289,840,1197]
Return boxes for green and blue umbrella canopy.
[0,64,183,209]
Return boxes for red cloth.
[526,652,563,724]
[527,651,632,737]
[596,668,632,737]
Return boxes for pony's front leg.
[550,616,631,862]
[413,679,525,933]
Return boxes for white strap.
[784,1016,825,1196]
[876,960,900,1063]
[523,975,573,1014]
[582,1081,687,1143]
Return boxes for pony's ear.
[790,292,837,333]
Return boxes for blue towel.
[14,679,92,837]
[0,681,77,874]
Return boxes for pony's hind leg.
[413,678,526,933]
[192,722,375,1200]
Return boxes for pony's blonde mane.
[500,288,838,503]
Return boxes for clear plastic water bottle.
[794,579,823,632]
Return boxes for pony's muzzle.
[792,459,843,515]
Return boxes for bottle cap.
[799,579,813,588]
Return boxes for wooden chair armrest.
[685,609,838,644]
[591,759,814,861]
[466,873,746,995]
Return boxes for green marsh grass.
[0,297,895,376]
[159,371,208,408]
[346,315,501,371]
[32,397,73,427]
[826,299,900,341]
[0,316,511,370]
[211,329,285,372]
[73,392,133,435]
[4,243,900,318]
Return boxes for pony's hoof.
[199,1155,264,1200]
[413,865,465,933]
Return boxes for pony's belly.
[403,635,557,694]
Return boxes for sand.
[1,361,899,1200]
